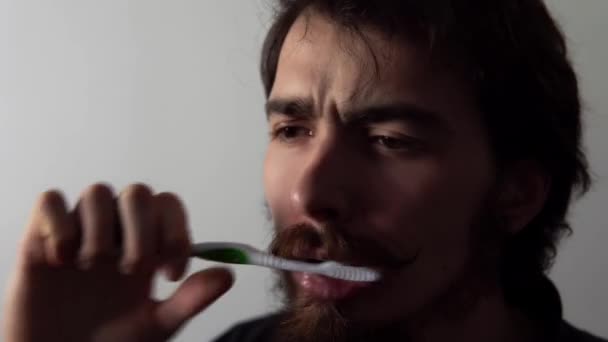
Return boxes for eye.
[369,135,421,151]
[271,125,313,142]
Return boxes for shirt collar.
[505,273,563,340]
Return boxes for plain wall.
[0,1,605,341]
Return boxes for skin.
[264,12,548,342]
[3,9,549,342]
[3,184,233,342]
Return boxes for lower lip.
[292,272,373,301]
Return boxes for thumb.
[155,267,234,336]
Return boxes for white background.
[0,1,605,341]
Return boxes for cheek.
[348,157,493,321]
[364,161,457,231]
[263,146,295,223]
[365,150,494,258]
[263,148,281,214]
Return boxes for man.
[3,0,606,341]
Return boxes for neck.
[406,283,538,342]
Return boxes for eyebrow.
[265,97,314,119]
[265,97,444,130]
[343,103,443,128]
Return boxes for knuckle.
[58,223,78,240]
[80,245,110,261]
[81,230,113,250]
[122,251,147,270]
[50,233,76,250]
[126,240,148,258]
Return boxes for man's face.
[263,11,498,336]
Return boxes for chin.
[275,271,411,342]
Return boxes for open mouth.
[291,255,373,269]
[301,258,324,264]
[291,271,373,301]
[288,256,378,301]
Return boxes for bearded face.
[263,10,507,342]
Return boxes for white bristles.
[192,241,382,283]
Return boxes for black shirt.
[214,316,606,342]
[213,277,607,342]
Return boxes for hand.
[3,183,234,342]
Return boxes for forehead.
[270,11,457,108]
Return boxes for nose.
[290,135,352,223]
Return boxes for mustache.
[269,223,419,269]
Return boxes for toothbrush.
[190,242,381,282]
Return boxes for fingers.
[117,184,158,274]
[155,192,190,281]
[23,190,79,267]
[155,268,234,335]
[77,183,116,269]
[24,183,191,277]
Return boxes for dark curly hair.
[260,0,591,293]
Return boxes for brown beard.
[267,206,507,342]
[277,296,348,342]
[273,282,420,342]
[267,225,412,341]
